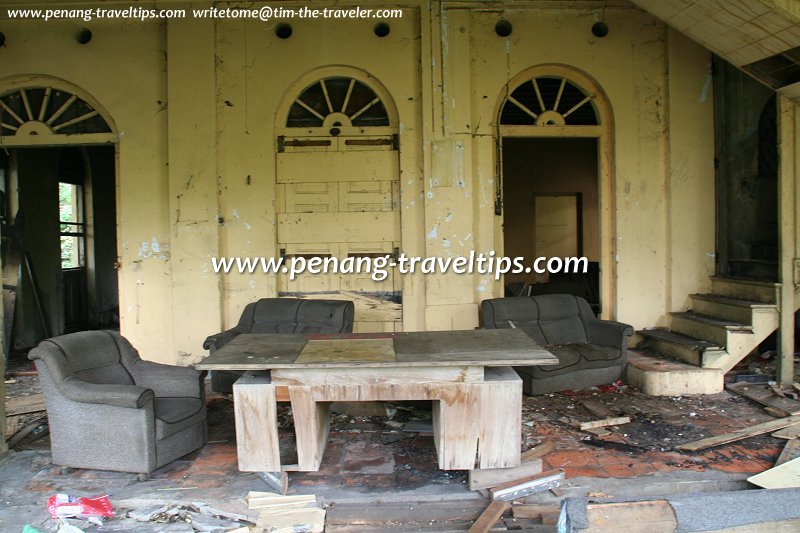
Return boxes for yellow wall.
[0,1,719,362]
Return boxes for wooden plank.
[233,373,281,472]
[256,506,326,533]
[469,458,543,491]
[579,416,631,431]
[520,440,555,462]
[247,492,317,510]
[467,500,510,533]
[295,338,395,364]
[748,457,800,489]
[725,381,800,417]
[583,500,677,532]
[676,414,800,451]
[511,504,560,519]
[772,423,800,439]
[775,439,800,467]
[6,394,45,416]
[490,469,565,501]
[581,400,615,418]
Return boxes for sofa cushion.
[154,398,205,440]
[522,343,622,378]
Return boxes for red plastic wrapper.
[46,494,114,519]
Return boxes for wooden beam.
[467,500,510,533]
[676,414,800,451]
[579,416,631,431]
[5,393,45,416]
[778,96,796,386]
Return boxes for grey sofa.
[29,330,207,475]
[204,298,355,392]
[481,295,633,395]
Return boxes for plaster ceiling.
[629,0,800,102]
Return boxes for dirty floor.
[1,364,791,532]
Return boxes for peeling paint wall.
[0,1,728,362]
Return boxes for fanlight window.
[0,87,112,136]
[500,76,599,126]
[287,77,390,128]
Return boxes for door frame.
[493,64,615,318]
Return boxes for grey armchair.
[204,298,355,392]
[481,295,633,395]
[29,330,207,476]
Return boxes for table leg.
[432,384,481,470]
[288,386,331,471]
[477,367,522,469]
[233,372,282,472]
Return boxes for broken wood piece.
[580,400,615,418]
[469,458,543,491]
[676,414,800,451]
[583,500,677,531]
[256,506,325,533]
[579,416,630,431]
[725,381,800,417]
[775,439,800,467]
[585,427,612,437]
[511,504,560,519]
[520,440,555,462]
[772,423,800,440]
[748,457,800,489]
[490,469,565,501]
[247,492,317,510]
[765,406,788,418]
[467,500,510,533]
[541,509,561,525]
[5,393,46,416]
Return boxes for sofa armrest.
[132,360,206,399]
[58,376,154,408]
[202,328,242,352]
[585,320,634,349]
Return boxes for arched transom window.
[500,76,599,126]
[287,77,390,128]
[0,87,112,136]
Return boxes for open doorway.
[501,137,600,313]
[2,146,118,351]
[713,56,778,281]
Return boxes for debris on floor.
[247,491,325,533]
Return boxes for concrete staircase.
[627,277,780,396]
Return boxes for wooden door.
[276,135,402,332]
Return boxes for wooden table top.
[195,329,558,370]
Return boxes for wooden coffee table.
[196,329,557,472]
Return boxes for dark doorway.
[501,137,600,312]
[713,55,778,281]
[3,146,118,350]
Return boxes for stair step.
[670,311,753,348]
[689,293,777,324]
[710,276,780,304]
[639,328,725,367]
[639,328,722,351]
[626,349,723,395]
[689,293,776,309]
